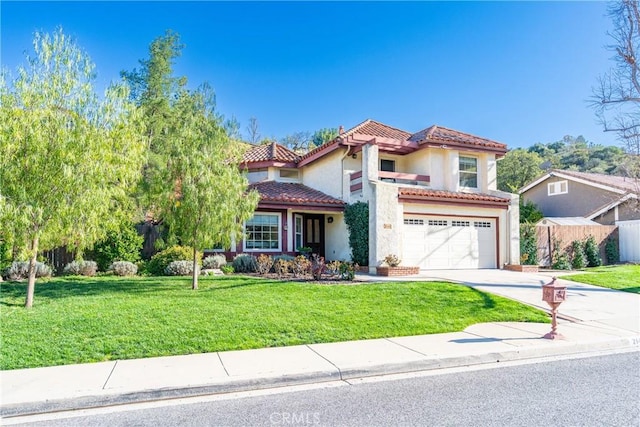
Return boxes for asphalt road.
[8,351,640,427]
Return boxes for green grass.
[0,276,549,370]
[562,264,640,294]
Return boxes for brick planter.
[376,266,420,276]
[504,264,539,273]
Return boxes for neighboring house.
[519,169,639,225]
[217,119,520,272]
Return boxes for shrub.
[291,255,311,277]
[232,254,257,273]
[383,254,401,267]
[273,258,291,277]
[221,265,234,274]
[273,254,295,263]
[89,224,143,271]
[520,223,538,265]
[165,260,196,276]
[325,260,341,277]
[311,254,325,280]
[551,238,571,270]
[344,202,369,266]
[605,237,620,264]
[339,261,357,281]
[256,254,274,275]
[6,261,52,280]
[202,254,227,269]
[570,240,586,269]
[148,246,201,276]
[584,236,602,267]
[63,260,98,277]
[109,261,138,276]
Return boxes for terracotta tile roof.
[345,119,412,140]
[551,169,639,194]
[298,119,412,162]
[243,142,299,163]
[398,188,511,205]
[249,181,345,206]
[408,125,507,151]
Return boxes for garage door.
[402,216,497,269]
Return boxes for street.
[6,350,639,427]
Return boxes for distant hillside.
[497,135,631,193]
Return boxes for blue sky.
[1,1,617,148]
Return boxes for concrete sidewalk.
[2,270,639,418]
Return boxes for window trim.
[243,212,282,252]
[459,156,478,189]
[547,180,568,196]
[294,214,304,251]
[277,168,300,182]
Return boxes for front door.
[303,214,325,257]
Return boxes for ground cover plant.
[0,276,549,370]
[562,265,640,294]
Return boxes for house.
[217,119,520,272]
[519,169,639,225]
[520,169,640,263]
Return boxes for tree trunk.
[191,246,198,290]
[25,237,39,309]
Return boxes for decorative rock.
[201,268,224,276]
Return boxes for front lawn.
[563,264,640,294]
[0,276,549,370]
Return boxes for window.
[452,220,470,227]
[294,214,303,250]
[404,218,425,225]
[474,221,492,228]
[547,180,568,196]
[244,213,281,251]
[459,156,478,188]
[428,220,448,226]
[279,169,300,180]
[380,159,396,172]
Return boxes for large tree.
[121,30,186,212]
[123,32,259,288]
[162,85,259,289]
[592,0,640,166]
[0,30,144,308]
[497,149,544,192]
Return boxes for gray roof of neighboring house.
[536,217,602,226]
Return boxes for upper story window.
[548,180,568,196]
[459,156,478,188]
[278,168,300,181]
[380,159,396,172]
[244,213,281,251]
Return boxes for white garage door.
[402,216,497,269]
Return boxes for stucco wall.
[302,149,346,199]
[324,213,351,261]
[369,182,401,270]
[428,149,446,190]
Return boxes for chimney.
[339,125,344,134]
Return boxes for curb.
[2,335,638,419]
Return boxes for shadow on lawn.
[0,276,274,302]
[467,286,496,309]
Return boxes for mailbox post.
[541,277,567,340]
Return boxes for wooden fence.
[535,225,618,267]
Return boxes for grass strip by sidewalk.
[0,276,549,370]
[562,265,640,294]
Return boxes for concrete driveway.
[358,269,640,334]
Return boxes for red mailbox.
[541,277,567,340]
